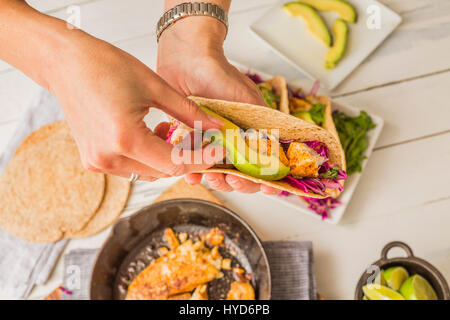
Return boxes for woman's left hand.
[157,16,280,194]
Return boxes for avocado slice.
[292,111,316,124]
[325,19,348,69]
[199,105,290,181]
[283,2,332,47]
[297,0,357,23]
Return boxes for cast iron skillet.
[90,198,271,300]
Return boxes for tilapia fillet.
[125,239,221,300]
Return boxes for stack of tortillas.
[0,121,131,242]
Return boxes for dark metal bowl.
[90,198,271,300]
[355,241,449,300]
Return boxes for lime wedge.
[383,266,409,291]
[362,296,369,300]
[399,275,438,300]
[375,269,387,287]
[362,284,405,300]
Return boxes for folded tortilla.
[303,95,347,198]
[188,96,346,199]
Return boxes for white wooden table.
[0,0,449,300]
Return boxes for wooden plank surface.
[0,0,448,300]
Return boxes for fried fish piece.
[191,284,209,300]
[246,137,290,167]
[226,281,255,300]
[205,227,224,247]
[286,142,325,178]
[126,239,222,300]
[289,97,312,113]
[164,228,179,250]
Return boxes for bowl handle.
[381,241,414,260]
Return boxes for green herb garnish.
[258,84,280,109]
[332,111,376,175]
[309,103,325,126]
[320,166,341,179]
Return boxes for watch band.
[156,2,228,42]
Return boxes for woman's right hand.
[49,35,224,181]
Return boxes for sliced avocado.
[199,105,290,181]
[292,111,316,124]
[283,2,332,47]
[297,0,357,23]
[325,19,348,69]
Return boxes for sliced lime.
[400,275,438,300]
[374,269,386,286]
[362,284,405,300]
[383,266,409,291]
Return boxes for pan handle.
[381,241,414,261]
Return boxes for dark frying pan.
[90,198,271,300]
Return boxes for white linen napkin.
[0,88,68,299]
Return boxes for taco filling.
[278,139,347,196]
[289,97,326,127]
[258,83,280,109]
[167,118,347,198]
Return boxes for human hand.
[157,15,280,194]
[49,35,224,181]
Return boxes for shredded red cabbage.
[337,169,347,180]
[284,176,327,196]
[288,86,305,99]
[304,140,329,158]
[322,179,343,192]
[59,286,72,295]
[309,80,321,96]
[278,191,342,219]
[302,196,342,219]
[246,72,264,84]
[166,122,179,143]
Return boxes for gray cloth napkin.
[61,242,317,300]
[0,88,68,299]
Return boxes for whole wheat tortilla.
[189,97,346,198]
[305,95,347,198]
[260,76,289,114]
[0,121,105,242]
[66,175,131,238]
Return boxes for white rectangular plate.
[249,0,401,90]
[232,63,383,224]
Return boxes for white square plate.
[232,62,383,224]
[250,0,401,90]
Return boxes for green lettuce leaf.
[309,103,325,126]
[332,111,376,176]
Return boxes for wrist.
[164,0,231,12]
[159,1,230,57]
[159,15,226,55]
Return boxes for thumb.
[154,82,223,130]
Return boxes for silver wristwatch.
[156,2,228,42]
